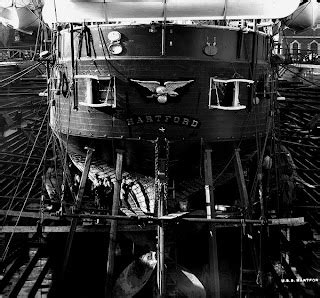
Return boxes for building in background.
[280,25,320,63]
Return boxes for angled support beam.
[28,258,51,298]
[60,147,94,281]
[0,249,29,292]
[234,148,251,217]
[9,249,42,298]
[105,149,124,297]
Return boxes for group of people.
[92,175,114,212]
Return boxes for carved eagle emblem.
[131,79,194,103]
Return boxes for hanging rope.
[249,111,273,208]
[0,63,39,83]
[2,106,50,226]
[97,24,128,80]
[0,62,43,87]
[212,152,235,186]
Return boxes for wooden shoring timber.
[290,143,316,160]
[61,147,94,281]
[69,153,156,214]
[0,249,29,292]
[8,248,43,298]
[28,258,51,298]
[294,205,320,209]
[234,148,251,217]
[0,152,42,160]
[182,217,305,226]
[54,138,77,202]
[0,103,47,112]
[280,145,317,190]
[277,139,320,149]
[0,209,60,221]
[0,92,41,96]
[0,160,41,167]
[284,103,320,112]
[204,148,220,298]
[301,188,320,206]
[0,175,42,181]
[278,98,320,106]
[0,196,45,202]
[0,209,305,226]
[106,149,124,298]
[0,217,305,234]
[158,212,189,220]
[0,224,157,233]
[290,149,319,171]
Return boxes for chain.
[163,139,169,213]
[154,137,170,215]
[154,138,160,215]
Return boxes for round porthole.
[107,31,121,42]
[108,43,123,55]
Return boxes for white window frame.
[308,40,320,54]
[75,74,116,108]
[208,78,254,110]
[289,40,301,55]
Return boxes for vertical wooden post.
[204,148,220,298]
[61,147,94,281]
[105,149,124,297]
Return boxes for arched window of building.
[308,40,319,61]
[289,40,301,62]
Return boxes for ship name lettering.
[164,116,172,122]
[137,117,144,124]
[173,116,180,124]
[154,115,162,122]
[126,115,200,128]
[182,118,189,126]
[191,120,199,127]
[145,115,153,123]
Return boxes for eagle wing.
[131,80,160,93]
[164,80,194,92]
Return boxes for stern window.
[75,75,116,108]
[209,78,254,110]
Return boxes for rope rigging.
[0,62,43,88]
[1,105,50,226]
[1,132,54,264]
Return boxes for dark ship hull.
[51,24,272,174]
